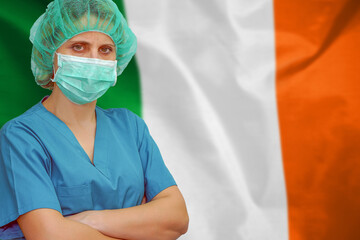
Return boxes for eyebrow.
[67,40,115,47]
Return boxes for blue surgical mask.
[52,53,117,105]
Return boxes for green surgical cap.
[30,0,137,89]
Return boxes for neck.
[42,85,97,127]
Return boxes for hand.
[65,195,146,231]
[66,211,128,240]
[65,210,98,229]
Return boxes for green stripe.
[0,0,142,127]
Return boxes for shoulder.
[1,103,43,131]
[0,103,44,145]
[97,107,146,128]
[96,107,148,144]
[97,107,141,120]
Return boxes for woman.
[0,0,189,239]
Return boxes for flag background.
[1,0,360,239]
[275,0,360,239]
[123,0,287,239]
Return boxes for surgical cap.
[29,0,137,89]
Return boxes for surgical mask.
[52,53,117,105]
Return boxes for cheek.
[103,52,117,61]
[112,51,117,61]
[107,48,117,60]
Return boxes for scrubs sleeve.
[131,112,177,201]
[0,121,62,229]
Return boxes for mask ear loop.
[51,52,59,83]
[112,61,118,87]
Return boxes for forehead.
[67,31,115,45]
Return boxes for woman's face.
[53,31,116,72]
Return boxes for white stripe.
[124,0,288,239]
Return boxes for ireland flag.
[1,0,360,239]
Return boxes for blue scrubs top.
[0,98,176,239]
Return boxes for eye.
[99,46,113,54]
[72,44,84,51]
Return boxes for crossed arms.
[17,186,189,240]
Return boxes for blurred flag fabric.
[1,0,360,239]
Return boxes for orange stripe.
[274,1,360,239]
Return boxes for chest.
[70,127,96,163]
[42,123,145,215]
